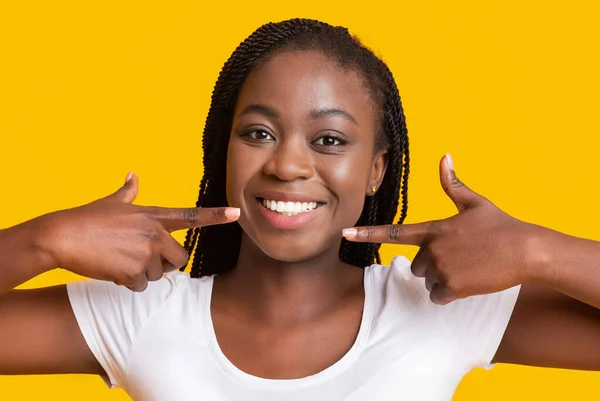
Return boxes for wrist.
[522,224,562,284]
[28,212,64,272]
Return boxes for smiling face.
[226,50,388,262]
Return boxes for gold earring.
[371,185,377,193]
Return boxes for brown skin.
[214,50,388,378]
[0,174,240,375]
[346,155,600,370]
[1,47,598,383]
[0,49,389,380]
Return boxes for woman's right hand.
[40,173,240,291]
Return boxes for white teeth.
[260,198,319,215]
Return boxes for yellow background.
[1,0,599,399]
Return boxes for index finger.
[150,206,240,232]
[342,222,435,246]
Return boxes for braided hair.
[181,18,410,278]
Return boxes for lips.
[254,191,327,204]
[253,191,326,230]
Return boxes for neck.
[213,232,364,323]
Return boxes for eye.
[242,129,275,142]
[313,134,347,147]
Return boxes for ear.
[367,150,388,196]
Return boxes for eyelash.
[241,129,348,147]
[242,129,274,142]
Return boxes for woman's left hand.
[343,154,555,305]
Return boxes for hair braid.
[181,19,410,277]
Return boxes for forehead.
[235,50,376,123]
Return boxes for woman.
[1,18,599,401]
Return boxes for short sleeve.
[66,274,179,389]
[438,285,521,371]
[385,256,521,372]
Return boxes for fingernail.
[225,208,240,218]
[342,228,358,238]
[125,171,133,183]
[445,153,454,171]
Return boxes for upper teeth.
[262,199,318,215]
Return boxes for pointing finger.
[342,222,436,246]
[151,206,240,232]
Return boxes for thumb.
[439,154,482,212]
[108,172,139,204]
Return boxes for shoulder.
[65,271,214,389]
[367,255,520,370]
[366,255,520,334]
[367,255,431,310]
[66,271,212,325]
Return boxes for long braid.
[182,19,410,277]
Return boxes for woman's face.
[226,50,387,263]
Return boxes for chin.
[248,231,338,264]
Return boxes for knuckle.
[182,208,199,226]
[431,220,447,235]
[210,208,224,222]
[387,225,402,241]
[140,240,159,259]
[123,265,144,281]
[357,228,373,242]
[144,229,162,242]
[444,276,459,295]
[144,209,159,223]
[450,176,464,189]
[147,270,162,282]
[436,272,448,287]
[429,247,442,264]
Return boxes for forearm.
[0,215,58,295]
[533,228,600,310]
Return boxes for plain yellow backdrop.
[1,0,600,399]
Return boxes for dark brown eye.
[244,129,274,141]
[314,135,345,146]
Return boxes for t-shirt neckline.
[202,265,375,390]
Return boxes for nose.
[263,137,315,181]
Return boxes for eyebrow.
[239,104,279,118]
[309,108,358,126]
[238,104,358,126]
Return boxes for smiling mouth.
[257,198,324,217]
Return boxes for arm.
[0,173,239,378]
[0,219,57,295]
[0,217,102,376]
[493,231,600,370]
[0,285,104,376]
[345,154,600,371]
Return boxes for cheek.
[225,140,257,208]
[321,152,372,222]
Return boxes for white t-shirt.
[66,255,520,401]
